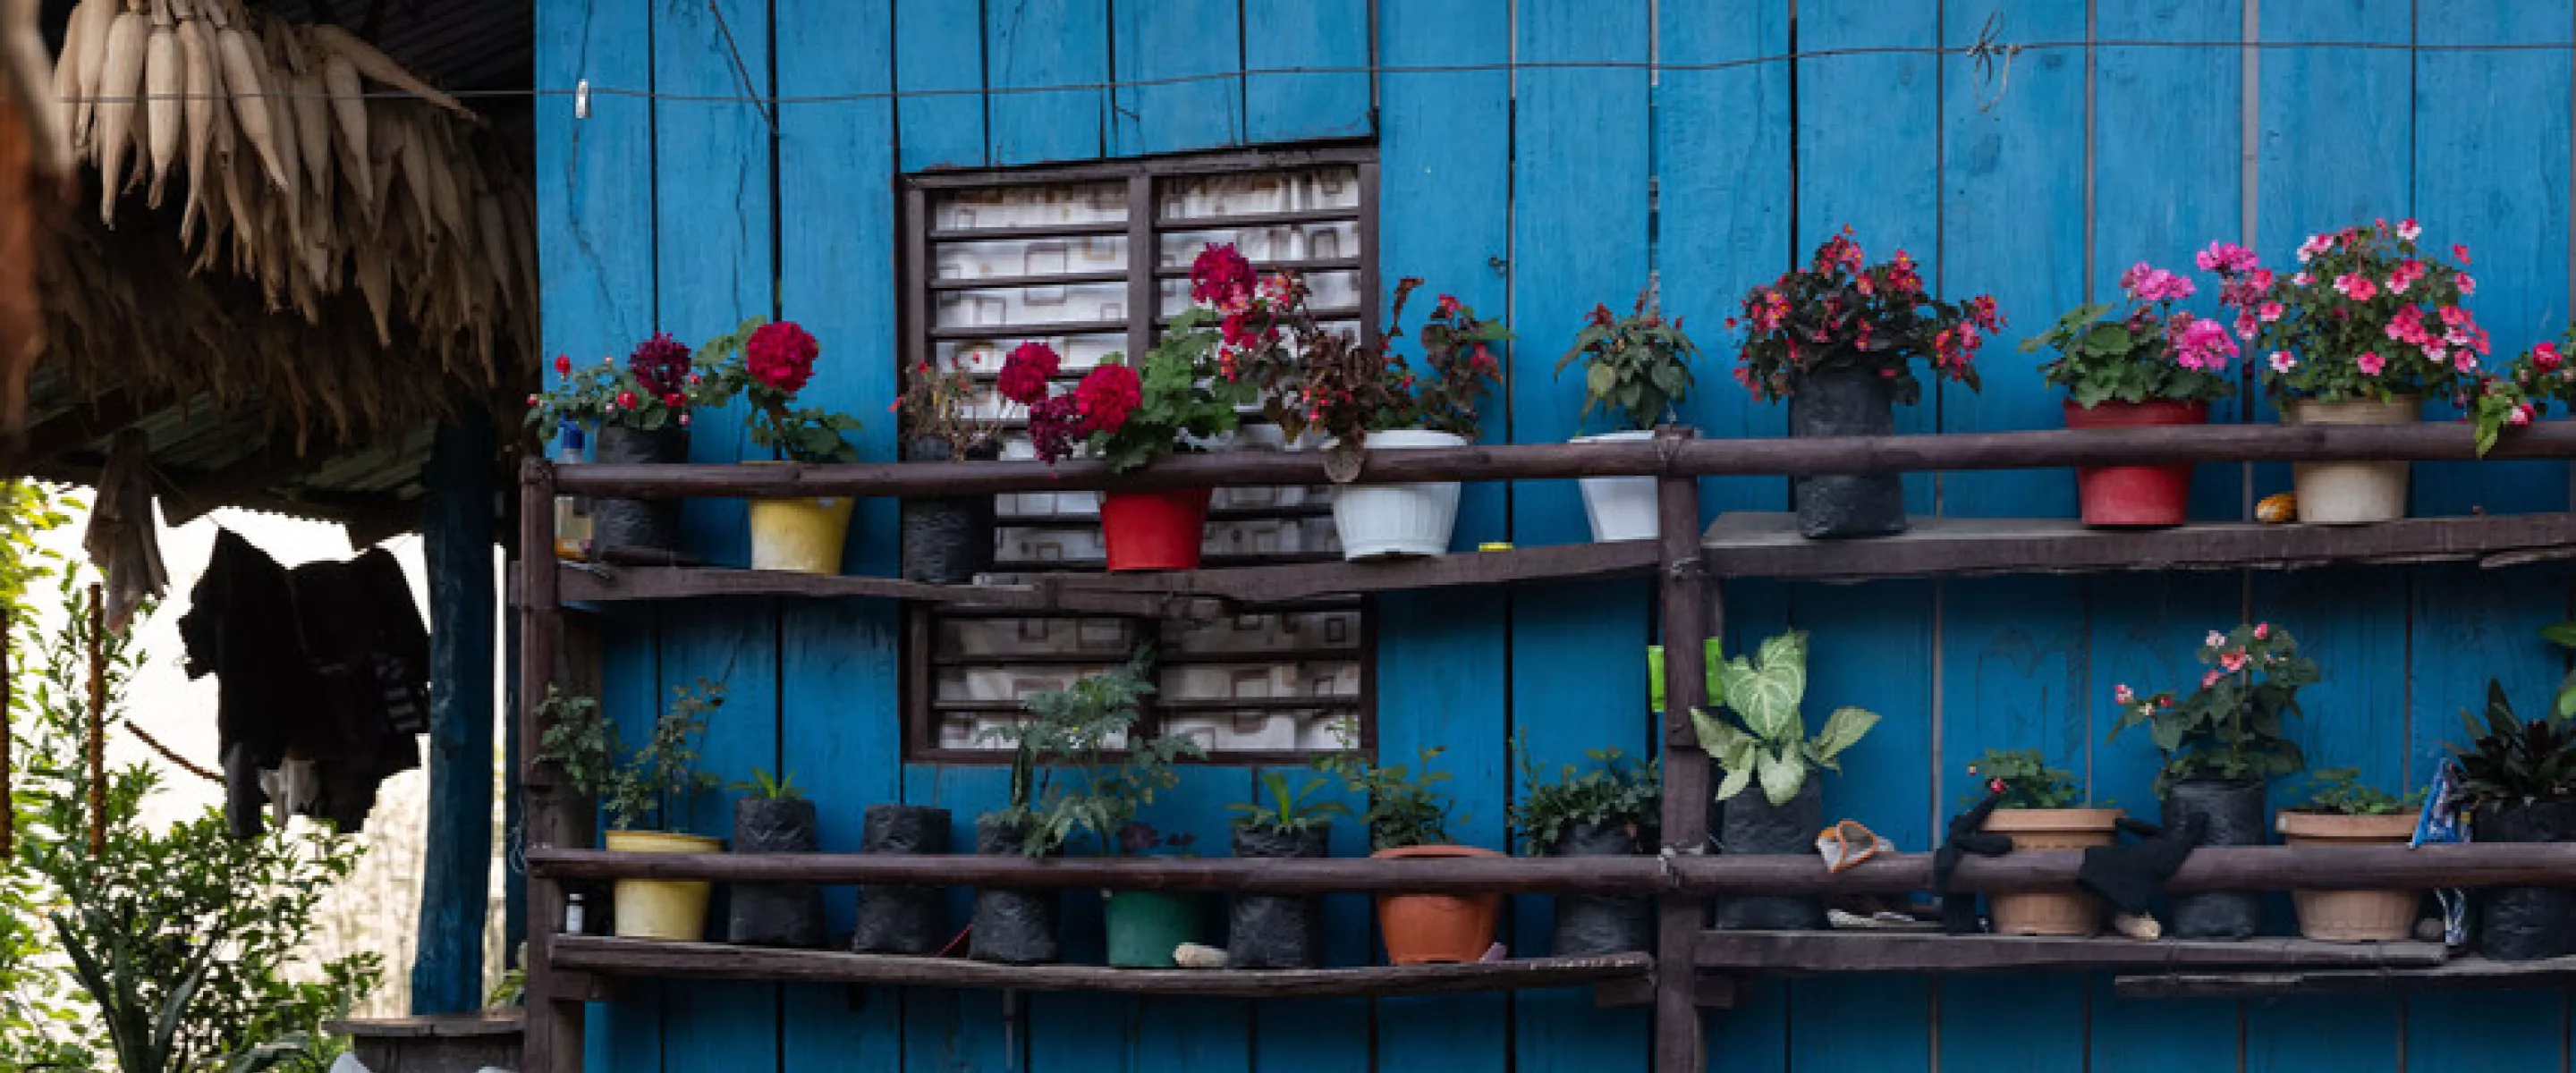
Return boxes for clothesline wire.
[44,38,2576,107]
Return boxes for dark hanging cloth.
[179,530,427,838]
[2078,815,2207,917]
[1936,790,2014,934]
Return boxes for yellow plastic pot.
[606,830,723,942]
[750,495,856,574]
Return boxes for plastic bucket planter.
[605,830,724,942]
[750,494,857,574]
[1099,488,1213,571]
[2284,396,2419,525]
[1788,364,1905,539]
[1372,845,1504,965]
[1105,890,1209,967]
[2063,399,2207,528]
[1573,430,1659,542]
[1331,430,1467,558]
[1981,807,2124,936]
[2276,810,2419,942]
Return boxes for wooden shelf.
[551,936,1651,1000]
[556,564,1232,620]
[1700,511,2576,582]
[2116,953,2576,998]
[1696,931,2447,975]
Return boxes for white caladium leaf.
[1757,746,1809,807]
[1812,705,1880,763]
[1716,764,1755,802]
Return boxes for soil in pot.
[1714,780,1827,930]
[2478,799,2576,960]
[1228,825,1330,969]
[1373,845,1504,965]
[852,805,953,955]
[2285,396,2419,525]
[727,798,826,948]
[2276,810,2420,942]
[970,816,1060,965]
[1332,430,1467,559]
[901,439,1001,583]
[1099,487,1213,571]
[2163,778,2268,940]
[1550,821,1652,956]
[1789,364,1905,539]
[1981,808,2124,936]
[2064,400,2207,528]
[1106,890,1208,967]
[590,426,691,563]
[1573,430,1660,543]
[606,830,724,942]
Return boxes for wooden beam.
[1045,538,1660,603]
[1695,932,2445,974]
[546,422,2576,501]
[550,936,1652,998]
[514,457,576,1073]
[526,842,2576,895]
[557,564,1235,619]
[1652,434,1712,1073]
[1699,512,2576,581]
[411,410,495,1014]
[2115,955,2576,999]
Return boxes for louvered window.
[899,148,1377,763]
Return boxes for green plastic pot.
[1104,890,1208,967]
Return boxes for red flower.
[663,393,685,410]
[629,332,693,397]
[1027,395,1082,463]
[746,321,819,394]
[1072,363,1142,434]
[998,342,1062,406]
[614,390,638,410]
[554,354,573,376]
[1190,243,1258,309]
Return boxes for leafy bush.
[1315,748,1462,852]
[2448,680,2576,809]
[536,681,724,832]
[981,650,1205,857]
[2108,622,2321,795]
[2295,767,2423,816]
[1510,736,1659,855]
[1558,285,1700,431]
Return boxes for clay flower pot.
[1371,845,1503,965]
[2063,399,2207,527]
[1980,808,2124,936]
[2276,810,2420,942]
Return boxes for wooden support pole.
[1651,430,1710,1073]
[412,409,497,1015]
[515,457,581,1073]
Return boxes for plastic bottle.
[554,420,594,561]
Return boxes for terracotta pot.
[1371,845,1504,965]
[1980,808,2124,936]
[1099,487,1213,571]
[2063,399,2207,528]
[2277,810,2421,942]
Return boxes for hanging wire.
[44,38,2576,108]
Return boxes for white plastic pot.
[2286,396,2419,525]
[1575,430,1659,543]
[1331,429,1467,559]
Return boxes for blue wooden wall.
[535,1,2576,1069]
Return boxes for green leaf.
[1811,706,1880,763]
[1690,707,1747,760]
[1756,747,1808,807]
[2539,622,2576,649]
[1716,765,1755,802]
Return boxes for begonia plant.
[1731,227,2000,406]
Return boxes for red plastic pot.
[1099,487,1212,571]
[2063,399,2207,528]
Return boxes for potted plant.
[2109,621,2321,940]
[523,335,710,562]
[1959,749,2123,936]
[2213,219,2481,523]
[1318,747,1496,965]
[1555,286,1699,543]
[2448,680,2576,959]
[1224,771,1348,969]
[1510,736,1660,956]
[1222,259,1509,558]
[720,769,825,949]
[1732,229,1998,538]
[2023,256,2239,526]
[1689,629,1879,930]
[2276,767,2426,942]
[535,681,726,942]
[975,651,1208,967]
[851,800,953,955]
[1011,250,1257,570]
[2463,330,2575,457]
[699,317,868,573]
[895,353,1005,583]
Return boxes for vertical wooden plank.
[1662,0,1792,519]
[1507,3,1650,1069]
[900,765,1022,1073]
[1249,763,1372,1069]
[1108,0,1241,157]
[2413,0,2572,516]
[1242,0,1371,144]
[655,602,784,1073]
[986,0,1107,165]
[585,611,665,1073]
[1372,590,1511,1072]
[2245,995,2399,1072]
[895,0,987,171]
[776,604,903,1073]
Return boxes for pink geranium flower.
[2357,351,2386,376]
[2334,273,2380,301]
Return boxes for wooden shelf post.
[516,459,582,1073]
[1652,427,1711,1073]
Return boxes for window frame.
[895,144,1384,766]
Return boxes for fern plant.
[980,649,1206,857]
[1689,629,1879,807]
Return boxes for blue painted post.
[412,406,496,1015]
